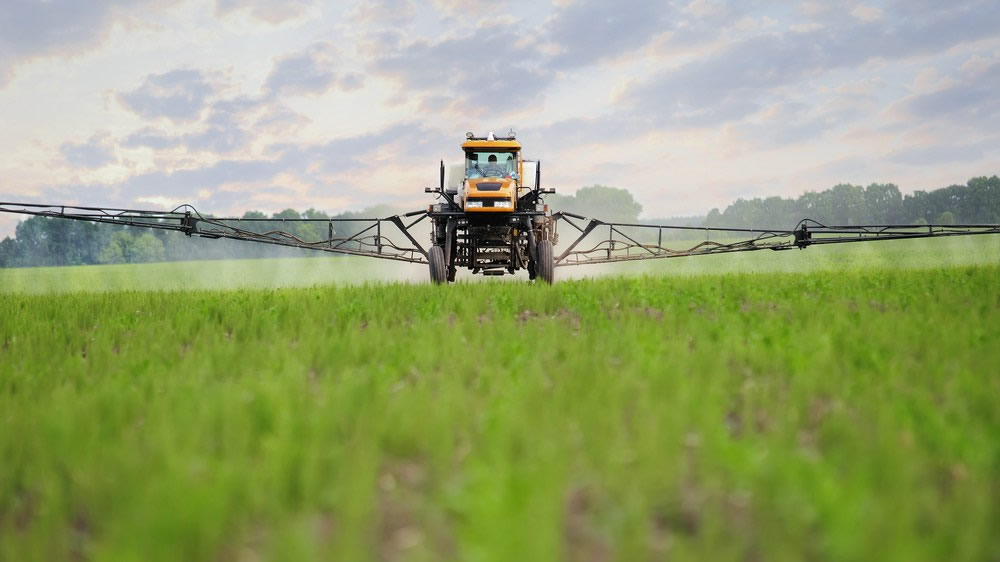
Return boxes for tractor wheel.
[536,239,554,284]
[428,245,447,284]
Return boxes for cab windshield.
[466,151,518,179]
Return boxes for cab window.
[466,151,518,179]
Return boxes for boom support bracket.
[181,211,198,236]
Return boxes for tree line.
[1,176,997,267]
[703,176,1000,229]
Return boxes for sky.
[1,0,998,236]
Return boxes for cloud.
[728,101,869,148]
[59,132,116,168]
[622,1,1000,128]
[119,69,218,122]
[122,44,348,154]
[0,0,172,88]
[431,0,503,18]
[266,122,453,177]
[123,127,182,150]
[118,158,286,201]
[542,0,677,69]
[527,114,654,149]
[109,123,453,209]
[123,96,284,153]
[264,43,363,97]
[624,31,841,126]
[7,0,1000,236]
[901,59,1000,127]
[849,4,883,22]
[189,97,259,152]
[351,0,416,25]
[887,139,996,166]
[363,0,743,115]
[122,44,365,157]
[214,0,315,24]
[253,104,311,131]
[371,28,552,113]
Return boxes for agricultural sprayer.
[2,132,999,284]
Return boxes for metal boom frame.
[0,202,431,264]
[2,201,999,270]
[551,211,1000,266]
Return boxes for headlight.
[466,201,483,208]
[493,200,513,209]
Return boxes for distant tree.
[799,191,833,223]
[549,185,642,223]
[901,191,928,224]
[0,237,18,267]
[936,211,955,225]
[705,208,722,227]
[131,233,166,263]
[700,176,1000,230]
[965,176,1000,222]
[864,183,903,223]
[262,208,298,239]
[272,209,301,220]
[302,208,330,220]
[13,218,50,265]
[98,231,165,263]
[300,208,330,242]
[923,185,965,223]
[98,231,132,264]
[232,210,269,236]
[828,184,870,225]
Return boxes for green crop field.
[1,236,999,561]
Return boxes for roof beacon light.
[466,131,474,139]
[487,131,495,141]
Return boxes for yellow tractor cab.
[459,131,521,213]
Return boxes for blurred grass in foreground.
[0,237,998,561]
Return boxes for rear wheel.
[428,245,447,284]
[536,239,554,284]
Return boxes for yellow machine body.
[460,138,522,213]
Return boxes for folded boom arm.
[0,201,430,264]
[551,211,1000,266]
